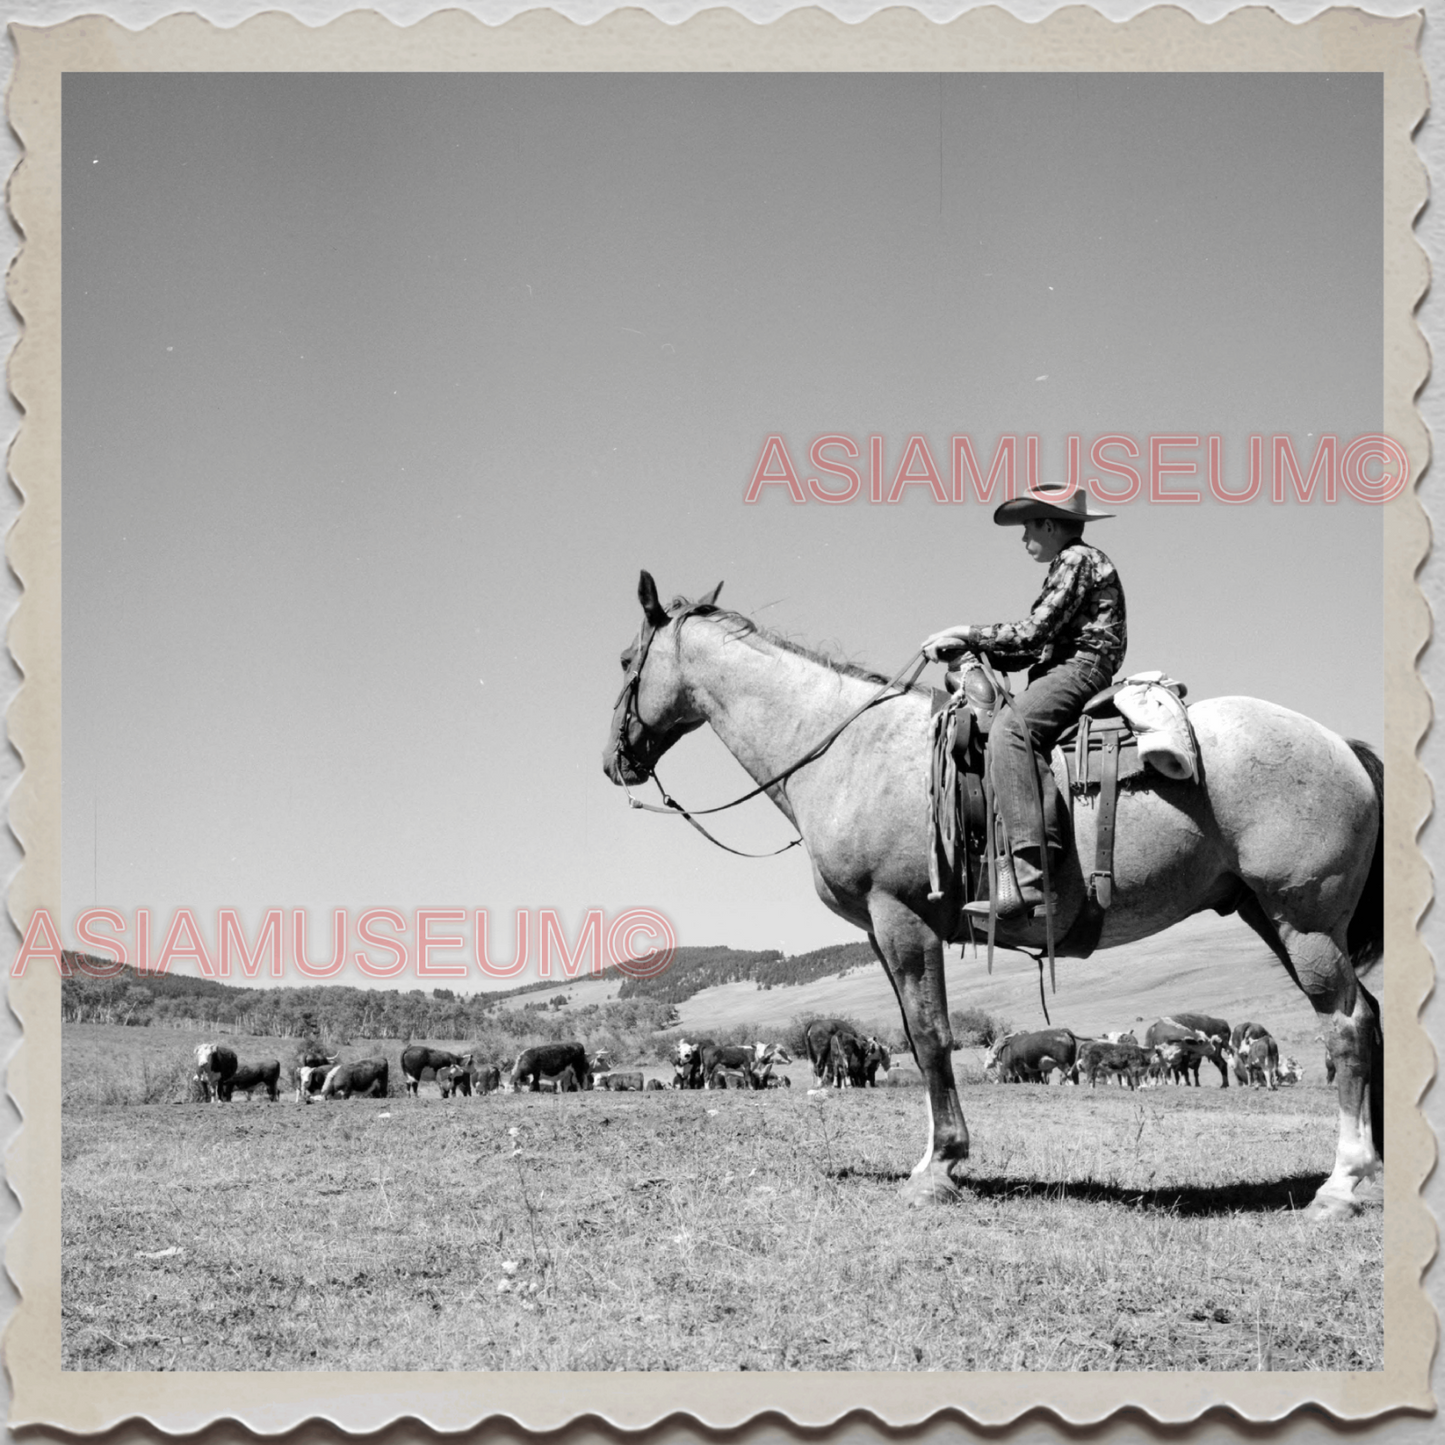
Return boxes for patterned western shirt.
[968,538,1127,679]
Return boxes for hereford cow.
[1278,1057,1302,1086]
[1229,1021,1270,1054]
[295,1064,333,1104]
[1231,1032,1281,1090]
[218,1059,282,1102]
[984,1029,1079,1084]
[321,1059,389,1100]
[467,1063,502,1095]
[193,1043,238,1103]
[1143,1018,1227,1087]
[671,1038,716,1090]
[512,1042,590,1093]
[437,1062,473,1098]
[401,1046,467,1097]
[1164,1012,1232,1086]
[291,1050,339,1103]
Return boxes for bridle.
[610,598,714,785]
[611,603,928,857]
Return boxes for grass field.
[62,1027,1382,1372]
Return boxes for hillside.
[670,911,1335,1052]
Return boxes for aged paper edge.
[4,3,1433,1434]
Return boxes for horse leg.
[867,901,969,1207]
[1243,902,1381,1218]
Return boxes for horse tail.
[1344,738,1384,973]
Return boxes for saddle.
[927,670,1195,958]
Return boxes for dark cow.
[467,1063,503,1095]
[321,1059,389,1100]
[1079,1039,1149,1090]
[700,1043,764,1090]
[217,1059,282,1102]
[805,1019,858,1086]
[598,1071,645,1092]
[827,1032,866,1088]
[437,1063,473,1098]
[193,1043,238,1103]
[984,1029,1079,1084]
[401,1046,466,1097]
[645,1077,666,1091]
[512,1042,590,1093]
[858,1038,890,1086]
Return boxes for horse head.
[604,571,724,785]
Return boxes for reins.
[614,616,928,858]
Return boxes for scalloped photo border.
[4,4,1433,1434]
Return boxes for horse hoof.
[901,1168,963,1208]
[1303,1191,1363,1223]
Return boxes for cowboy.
[921,485,1126,919]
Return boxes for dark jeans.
[989,656,1114,853]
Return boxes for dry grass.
[62,1060,1381,1373]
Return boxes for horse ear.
[638,571,670,627]
[699,581,724,608]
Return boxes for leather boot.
[962,852,1026,921]
[962,847,1056,921]
[1011,846,1058,915]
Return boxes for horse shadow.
[828,1167,1335,1215]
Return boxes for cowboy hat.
[992,485,1115,526]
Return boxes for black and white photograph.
[2,3,1435,1435]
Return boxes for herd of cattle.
[984,1014,1308,1090]
[188,1019,895,1105]
[188,1015,1308,1106]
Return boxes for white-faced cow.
[984,1029,1080,1084]
[1163,1013,1232,1086]
[1278,1056,1302,1086]
[748,1042,794,1089]
[401,1046,467,1097]
[295,1064,334,1104]
[321,1059,389,1100]
[437,1062,473,1098]
[1143,1019,1226,1087]
[292,1050,339,1103]
[512,1042,590,1093]
[1228,1032,1281,1090]
[193,1043,238,1103]
[671,1038,715,1090]
[218,1059,281,1102]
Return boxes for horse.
[603,573,1384,1220]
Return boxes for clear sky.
[61,71,1384,978]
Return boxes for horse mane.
[667,598,899,687]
